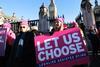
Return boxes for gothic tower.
[94,0,100,29]
[95,0,98,6]
[49,0,57,19]
[38,3,50,33]
[81,0,96,29]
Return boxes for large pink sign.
[0,28,7,56]
[34,28,89,67]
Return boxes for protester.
[0,16,4,67]
[21,24,41,67]
[50,18,64,35]
[1,22,16,67]
[19,20,30,33]
[7,20,30,67]
[0,20,4,67]
[50,18,89,67]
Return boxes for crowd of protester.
[0,17,100,67]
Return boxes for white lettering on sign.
[38,52,45,61]
[63,34,72,44]
[52,37,59,47]
[72,33,80,42]
[69,44,77,54]
[37,41,44,51]
[76,42,84,52]
[36,32,85,62]
[37,37,59,51]
[44,39,52,50]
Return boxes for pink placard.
[0,28,7,56]
[34,28,89,67]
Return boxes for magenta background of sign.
[34,28,89,67]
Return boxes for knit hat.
[54,18,64,23]
[20,20,28,26]
[3,22,11,28]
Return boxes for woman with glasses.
[8,20,30,67]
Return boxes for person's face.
[20,25,28,32]
[53,20,62,29]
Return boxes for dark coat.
[23,31,36,67]
[7,31,36,67]
[7,32,26,67]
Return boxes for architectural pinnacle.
[95,0,98,6]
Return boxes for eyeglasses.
[0,25,3,27]
[20,26,25,28]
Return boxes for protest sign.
[34,28,89,67]
[0,28,7,56]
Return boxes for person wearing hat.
[7,20,30,67]
[1,22,16,67]
[17,24,41,67]
[19,20,30,33]
[53,18,64,31]
[3,22,16,45]
[50,18,65,35]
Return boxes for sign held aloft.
[34,27,89,67]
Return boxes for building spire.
[49,0,57,19]
[51,0,54,3]
[95,0,98,6]
[12,12,15,17]
[41,2,45,8]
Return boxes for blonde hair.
[60,22,64,31]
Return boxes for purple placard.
[0,28,7,56]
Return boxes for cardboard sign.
[34,28,89,67]
[0,28,7,56]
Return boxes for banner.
[0,28,7,56]
[34,28,89,67]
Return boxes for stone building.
[75,0,100,30]
[38,3,50,33]
[81,0,96,29]
[93,0,100,29]
[49,0,57,19]
[38,0,59,33]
